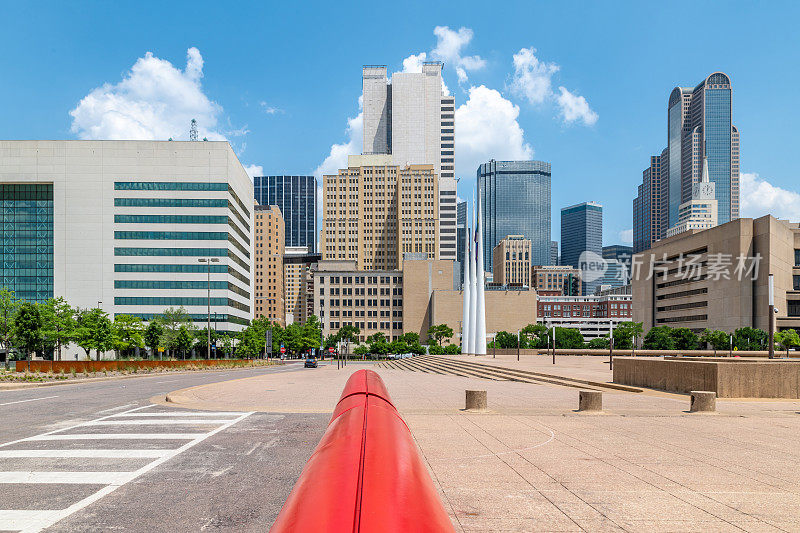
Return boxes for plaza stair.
[383,355,642,393]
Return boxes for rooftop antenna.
[189,119,198,141]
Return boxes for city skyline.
[0,2,799,247]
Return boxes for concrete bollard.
[690,391,716,412]
[465,390,487,411]
[578,390,602,412]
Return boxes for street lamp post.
[768,273,775,359]
[198,258,220,360]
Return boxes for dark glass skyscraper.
[478,160,551,273]
[456,200,467,285]
[561,202,603,295]
[253,176,316,252]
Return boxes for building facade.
[550,241,559,266]
[633,150,668,253]
[253,175,316,252]
[537,294,633,340]
[478,160,551,272]
[254,205,285,324]
[492,235,531,286]
[665,157,718,238]
[456,200,467,285]
[321,154,439,271]
[532,265,582,296]
[0,140,253,341]
[362,64,457,261]
[283,247,321,325]
[632,215,800,333]
[560,201,603,295]
[312,260,404,342]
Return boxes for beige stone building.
[492,235,531,286]
[283,246,320,325]
[254,205,285,324]
[312,260,404,342]
[403,259,537,345]
[321,154,439,271]
[532,265,582,296]
[632,215,800,333]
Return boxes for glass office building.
[456,200,467,285]
[0,184,54,302]
[254,176,316,252]
[478,160,551,273]
[560,202,603,296]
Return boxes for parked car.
[304,357,318,368]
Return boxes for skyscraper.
[633,150,667,253]
[561,201,603,295]
[254,205,285,324]
[668,72,739,227]
[478,160,551,272]
[362,64,457,262]
[320,154,439,271]
[253,175,316,252]
[456,200,467,285]
[550,241,559,266]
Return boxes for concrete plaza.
[162,356,800,532]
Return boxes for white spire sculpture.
[474,190,487,355]
[461,205,472,355]
[468,199,478,355]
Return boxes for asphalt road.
[0,362,331,532]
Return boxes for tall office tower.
[254,205,285,324]
[602,245,633,282]
[283,246,321,325]
[550,241,559,266]
[560,201,603,296]
[253,175,316,252]
[456,201,467,285]
[321,154,439,271]
[666,72,739,228]
[666,157,718,238]
[362,63,457,261]
[633,152,668,253]
[478,160,551,272]
[492,235,531,286]
[0,141,253,341]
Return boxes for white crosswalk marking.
[0,405,253,533]
[0,449,168,458]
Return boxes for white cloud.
[619,229,633,244]
[314,98,363,178]
[740,172,800,222]
[556,87,598,126]
[244,164,263,179]
[508,47,597,127]
[401,52,426,73]
[455,85,533,177]
[70,47,232,141]
[509,47,559,105]
[431,26,486,84]
[259,101,282,115]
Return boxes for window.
[114,198,227,208]
[789,300,800,318]
[115,231,228,240]
[795,249,800,267]
[795,275,800,292]
[115,182,228,191]
[115,214,228,224]
[115,297,249,313]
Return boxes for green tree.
[235,325,266,359]
[670,328,700,350]
[388,339,409,354]
[160,306,193,355]
[75,308,114,361]
[427,324,454,346]
[283,323,303,354]
[521,324,549,349]
[175,326,194,359]
[337,324,360,345]
[195,327,221,358]
[112,314,144,358]
[429,344,445,355]
[443,344,461,355]
[219,333,234,358]
[40,297,76,361]
[13,302,43,360]
[353,344,369,356]
[301,315,323,353]
[554,327,584,349]
[587,336,610,349]
[612,322,643,349]
[700,329,730,354]
[0,289,20,357]
[366,332,389,355]
[494,331,518,349]
[144,320,165,359]
[643,326,675,350]
[775,329,800,356]
[733,327,767,351]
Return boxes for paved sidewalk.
[160,361,800,532]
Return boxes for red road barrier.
[271,369,454,532]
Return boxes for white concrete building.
[666,157,719,238]
[0,140,253,343]
[362,63,457,262]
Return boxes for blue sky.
[1,1,799,246]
